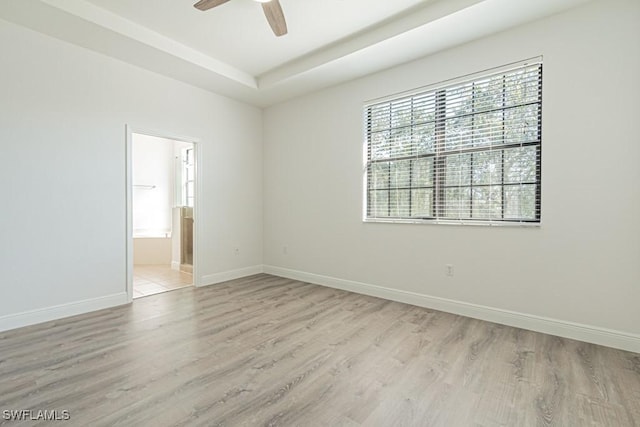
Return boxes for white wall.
[132,134,174,237]
[0,18,263,326]
[263,0,640,341]
[1,0,638,351]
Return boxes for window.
[364,60,542,225]
[175,147,195,208]
[182,147,195,208]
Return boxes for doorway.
[126,128,199,300]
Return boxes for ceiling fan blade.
[194,0,231,11]
[262,0,287,37]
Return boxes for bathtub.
[133,232,172,265]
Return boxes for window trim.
[362,57,543,227]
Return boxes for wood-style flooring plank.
[0,274,638,426]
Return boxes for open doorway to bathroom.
[129,132,196,298]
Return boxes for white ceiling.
[0,0,592,106]
[86,0,428,76]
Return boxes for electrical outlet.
[234,247,240,256]
[283,245,288,255]
[446,264,454,277]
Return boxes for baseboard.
[263,265,640,354]
[200,265,264,286]
[0,292,129,333]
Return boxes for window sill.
[363,218,541,227]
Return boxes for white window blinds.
[365,61,542,224]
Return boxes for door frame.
[125,125,202,302]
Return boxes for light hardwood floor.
[1,274,638,426]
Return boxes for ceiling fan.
[194,0,288,37]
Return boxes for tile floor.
[133,264,193,298]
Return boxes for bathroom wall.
[132,133,174,238]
